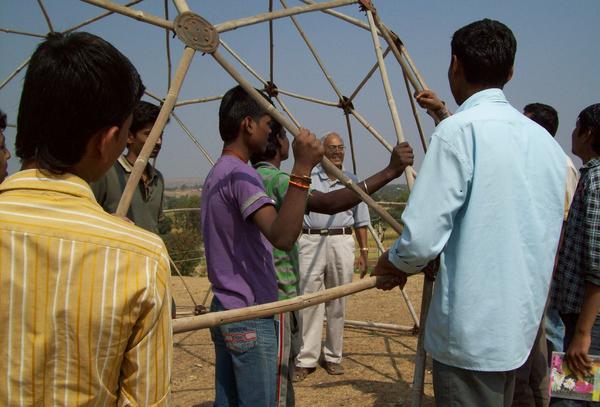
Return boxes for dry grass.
[171,274,435,406]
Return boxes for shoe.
[322,361,344,375]
[292,366,315,382]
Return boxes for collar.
[253,161,278,171]
[118,155,157,180]
[582,157,600,171]
[0,169,97,202]
[455,88,508,114]
[314,163,344,183]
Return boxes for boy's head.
[127,101,164,160]
[249,120,288,165]
[16,32,144,178]
[572,103,600,160]
[219,85,273,153]
[449,19,516,103]
[523,103,559,137]
[0,109,11,182]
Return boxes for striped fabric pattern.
[0,170,172,406]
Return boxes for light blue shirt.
[304,164,370,229]
[389,89,567,371]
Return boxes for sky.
[1,0,599,182]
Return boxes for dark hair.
[0,109,6,131]
[130,101,162,134]
[250,121,285,164]
[16,32,144,173]
[219,85,269,143]
[524,103,559,136]
[451,18,516,88]
[578,103,600,153]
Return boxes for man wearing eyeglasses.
[294,131,371,379]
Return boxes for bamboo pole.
[348,46,390,103]
[175,95,222,107]
[0,57,31,91]
[349,108,393,152]
[164,0,172,90]
[214,0,358,33]
[144,89,165,103]
[367,223,419,328]
[65,0,144,33]
[220,40,268,86]
[411,278,433,407]
[171,0,190,13]
[170,111,215,165]
[366,10,414,189]
[277,89,339,107]
[344,111,358,174]
[274,95,301,129]
[400,44,429,92]
[280,0,344,100]
[173,276,380,333]
[163,208,201,214]
[299,0,381,35]
[200,285,212,307]
[367,14,435,406]
[80,0,174,30]
[210,49,404,233]
[403,70,429,152]
[344,320,413,332]
[269,0,275,85]
[116,47,196,217]
[37,0,54,33]
[0,28,46,38]
[169,256,199,307]
[370,14,421,94]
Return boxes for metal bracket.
[358,0,376,14]
[264,81,279,98]
[338,96,355,114]
[174,11,219,53]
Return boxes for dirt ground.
[171,275,435,407]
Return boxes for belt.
[302,227,353,236]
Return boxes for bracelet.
[289,180,310,190]
[360,247,369,251]
[290,173,311,183]
[289,174,311,188]
[362,180,368,195]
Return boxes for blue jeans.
[210,297,278,407]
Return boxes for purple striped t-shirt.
[201,155,277,309]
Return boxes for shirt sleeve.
[583,186,600,286]
[232,167,275,220]
[388,131,472,274]
[118,251,173,406]
[273,172,290,207]
[353,200,371,228]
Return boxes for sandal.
[292,366,315,382]
[322,361,344,375]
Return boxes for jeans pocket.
[220,319,258,353]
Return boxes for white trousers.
[295,234,355,367]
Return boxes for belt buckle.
[319,229,328,235]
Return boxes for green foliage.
[160,194,203,276]
[370,183,409,224]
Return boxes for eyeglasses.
[326,145,345,153]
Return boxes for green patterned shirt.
[254,162,300,300]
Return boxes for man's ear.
[241,116,256,136]
[127,130,135,144]
[95,125,121,162]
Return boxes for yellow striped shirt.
[0,170,172,406]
